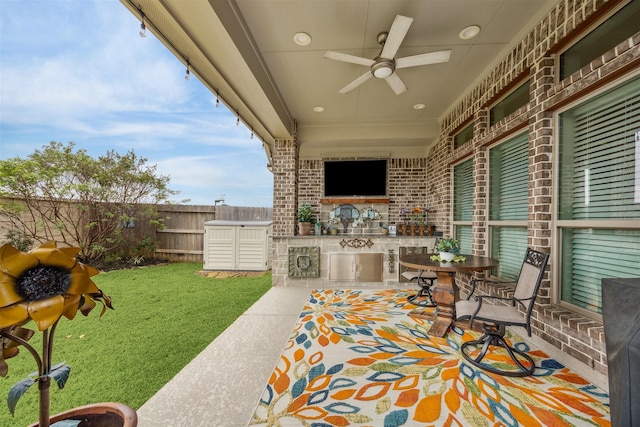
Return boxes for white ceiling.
[120,0,557,161]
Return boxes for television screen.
[324,160,387,196]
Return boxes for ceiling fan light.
[459,25,481,40]
[371,60,394,79]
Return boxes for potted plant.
[0,241,137,427]
[436,237,460,262]
[297,203,315,236]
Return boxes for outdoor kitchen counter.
[290,234,434,238]
[271,235,437,287]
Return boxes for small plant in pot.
[435,237,460,262]
[297,203,315,236]
[0,241,137,427]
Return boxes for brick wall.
[295,157,429,231]
[271,0,640,375]
[429,0,640,375]
[272,139,298,237]
[298,159,323,221]
[387,158,427,224]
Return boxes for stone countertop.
[281,234,436,238]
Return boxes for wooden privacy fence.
[155,205,272,262]
[0,197,271,263]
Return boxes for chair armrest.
[473,294,533,310]
[466,277,516,300]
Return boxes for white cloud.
[0,1,273,207]
[155,153,273,206]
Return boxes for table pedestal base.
[401,254,499,338]
[409,308,482,333]
[408,271,457,337]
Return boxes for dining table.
[399,254,499,337]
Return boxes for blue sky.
[0,0,273,207]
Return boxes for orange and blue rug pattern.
[250,289,610,426]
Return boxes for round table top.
[399,254,499,273]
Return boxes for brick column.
[272,139,298,237]
[472,147,488,256]
[528,56,554,251]
[529,56,555,305]
[427,137,453,231]
[472,109,490,256]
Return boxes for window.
[453,158,473,254]
[488,133,529,280]
[559,0,640,80]
[490,81,530,126]
[453,123,474,149]
[556,74,640,316]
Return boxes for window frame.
[552,70,640,320]
[555,0,633,82]
[489,81,530,127]
[453,122,474,150]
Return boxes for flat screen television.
[324,160,387,197]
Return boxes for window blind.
[491,226,528,281]
[561,229,640,314]
[490,133,529,221]
[454,159,473,221]
[558,75,640,314]
[488,133,529,280]
[455,225,473,254]
[559,75,640,220]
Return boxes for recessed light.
[459,25,481,40]
[413,103,426,110]
[313,106,325,113]
[293,32,312,46]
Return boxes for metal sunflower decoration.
[0,241,113,426]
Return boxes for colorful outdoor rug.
[250,289,610,427]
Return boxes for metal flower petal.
[67,263,100,295]
[0,242,110,332]
[27,295,66,331]
[0,274,23,308]
[61,294,82,321]
[0,244,38,279]
[29,241,78,270]
[0,304,29,329]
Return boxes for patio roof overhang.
[118,0,557,164]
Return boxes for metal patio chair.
[455,248,550,376]
[402,269,437,307]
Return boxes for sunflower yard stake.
[0,242,113,427]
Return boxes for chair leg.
[407,278,436,307]
[466,278,478,300]
[460,324,536,377]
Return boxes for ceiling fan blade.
[324,51,375,66]
[380,15,413,59]
[385,73,407,95]
[338,72,373,94]
[396,50,452,69]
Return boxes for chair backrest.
[512,248,550,315]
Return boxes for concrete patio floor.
[135,286,609,427]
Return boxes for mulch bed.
[197,270,266,279]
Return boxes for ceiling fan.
[324,15,451,95]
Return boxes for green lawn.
[0,262,272,426]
